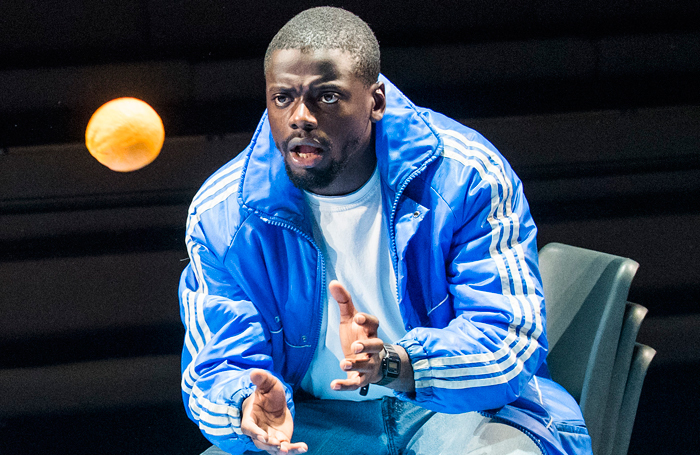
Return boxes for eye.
[320,92,339,104]
[273,94,291,107]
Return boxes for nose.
[289,101,317,131]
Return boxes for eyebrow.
[313,82,345,91]
[267,81,347,94]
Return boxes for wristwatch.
[375,344,401,386]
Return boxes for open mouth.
[289,144,325,168]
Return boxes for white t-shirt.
[300,167,407,400]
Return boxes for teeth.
[298,152,309,158]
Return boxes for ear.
[369,82,386,123]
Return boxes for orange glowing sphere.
[85,97,164,172]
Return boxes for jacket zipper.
[257,214,325,389]
[387,153,441,306]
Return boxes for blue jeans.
[202,397,543,455]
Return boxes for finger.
[241,418,269,445]
[278,442,309,455]
[354,312,380,330]
[240,397,269,443]
[342,356,380,375]
[331,378,364,391]
[282,441,309,454]
[329,280,356,322]
[351,337,384,355]
[267,439,299,455]
[286,442,309,454]
[331,373,364,391]
[251,439,283,454]
[353,313,379,339]
[273,429,290,446]
[340,358,363,371]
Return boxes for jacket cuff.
[214,383,258,453]
[394,337,435,406]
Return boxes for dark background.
[1,1,698,454]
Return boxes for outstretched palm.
[241,370,307,455]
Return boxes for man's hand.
[240,369,308,455]
[328,280,385,391]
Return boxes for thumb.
[250,369,278,395]
[329,280,356,321]
[250,369,288,415]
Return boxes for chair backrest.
[539,243,639,453]
[612,342,656,455]
[598,303,648,455]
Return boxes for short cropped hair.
[264,7,380,86]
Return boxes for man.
[179,7,592,455]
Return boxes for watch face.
[388,359,400,372]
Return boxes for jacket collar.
[238,75,441,227]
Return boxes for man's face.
[265,48,385,195]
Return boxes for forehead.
[266,48,359,87]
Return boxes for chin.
[284,160,341,192]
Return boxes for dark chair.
[538,242,656,455]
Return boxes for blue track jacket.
[179,76,593,455]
